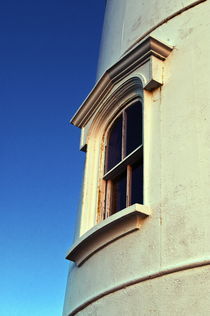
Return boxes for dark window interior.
[131,159,143,205]
[111,172,127,213]
[107,115,122,172]
[126,101,142,156]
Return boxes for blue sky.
[0,1,105,315]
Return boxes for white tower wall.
[64,0,210,315]
[97,0,206,78]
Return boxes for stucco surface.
[63,0,210,315]
[77,265,210,315]
[152,0,210,266]
[97,0,206,78]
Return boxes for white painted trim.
[75,77,145,237]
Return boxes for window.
[103,101,143,218]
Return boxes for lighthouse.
[63,0,210,315]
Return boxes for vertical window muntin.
[104,100,143,217]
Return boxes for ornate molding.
[66,204,151,266]
[89,77,142,136]
[71,36,172,128]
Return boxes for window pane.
[106,116,122,172]
[126,101,142,156]
[131,160,143,205]
[111,172,126,213]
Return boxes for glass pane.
[111,172,126,213]
[126,101,142,156]
[106,116,122,172]
[131,160,143,205]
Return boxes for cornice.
[71,36,172,128]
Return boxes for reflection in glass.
[111,172,126,213]
[131,160,143,205]
[106,115,122,172]
[126,101,142,156]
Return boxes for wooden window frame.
[103,101,143,218]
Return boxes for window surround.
[67,36,172,253]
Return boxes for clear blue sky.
[0,1,105,315]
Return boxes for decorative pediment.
[71,36,172,128]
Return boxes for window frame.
[102,99,144,219]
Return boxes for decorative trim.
[66,204,151,266]
[69,257,210,316]
[71,36,172,128]
[89,77,143,136]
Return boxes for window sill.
[66,204,151,266]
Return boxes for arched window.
[103,101,143,217]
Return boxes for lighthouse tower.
[63,0,210,315]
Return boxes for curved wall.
[64,0,210,315]
[97,0,206,79]
[76,265,210,315]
